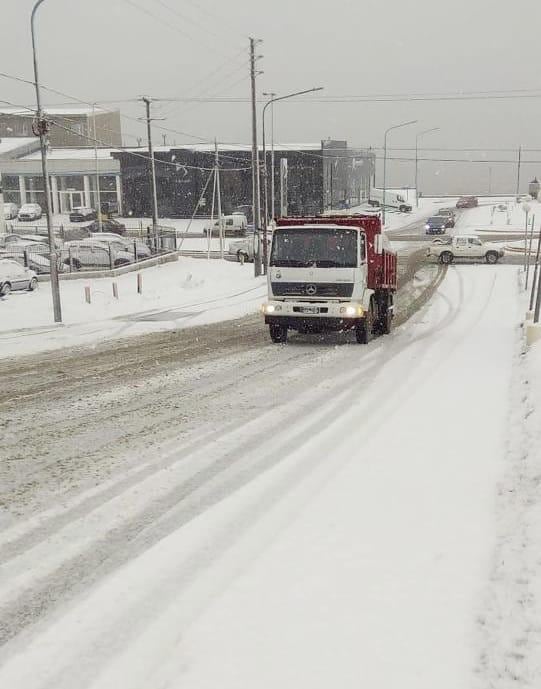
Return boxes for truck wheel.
[485,251,499,264]
[380,295,393,335]
[356,301,374,344]
[440,251,454,264]
[269,323,288,343]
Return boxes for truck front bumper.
[262,300,364,330]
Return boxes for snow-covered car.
[61,240,133,270]
[69,207,97,222]
[426,235,504,264]
[3,202,19,220]
[89,233,151,259]
[0,241,57,274]
[17,203,42,221]
[0,259,38,295]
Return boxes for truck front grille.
[271,282,354,298]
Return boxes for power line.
[116,0,242,59]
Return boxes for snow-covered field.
[2,263,538,688]
[0,258,266,359]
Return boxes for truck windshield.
[270,228,360,268]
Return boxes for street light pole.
[31,0,62,323]
[382,120,417,226]
[262,91,276,221]
[415,127,439,208]
[261,87,323,274]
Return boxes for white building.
[0,140,122,214]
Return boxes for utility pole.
[516,145,522,197]
[141,96,160,251]
[31,0,61,322]
[488,166,492,195]
[215,138,224,259]
[250,37,262,277]
[92,103,103,232]
[162,134,167,146]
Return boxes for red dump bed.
[276,215,397,291]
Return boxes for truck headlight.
[261,303,282,314]
[340,305,363,317]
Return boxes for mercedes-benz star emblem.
[305,284,317,296]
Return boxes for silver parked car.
[0,259,38,295]
[61,240,133,270]
[17,203,43,221]
[89,233,151,259]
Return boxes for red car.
[456,196,478,209]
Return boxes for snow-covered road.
[0,264,522,688]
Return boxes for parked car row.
[3,203,127,235]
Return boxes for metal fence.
[0,229,178,275]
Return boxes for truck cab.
[262,216,397,344]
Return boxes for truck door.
[454,237,469,257]
[467,236,484,258]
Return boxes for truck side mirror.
[375,234,383,255]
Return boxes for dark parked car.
[425,216,452,235]
[85,218,126,236]
[456,196,478,209]
[69,207,97,222]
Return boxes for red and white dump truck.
[262,215,397,343]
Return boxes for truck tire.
[269,323,288,343]
[356,301,374,344]
[380,295,393,335]
[439,251,454,264]
[485,251,499,264]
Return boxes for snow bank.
[0,258,266,359]
[473,279,541,687]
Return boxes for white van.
[204,214,248,237]
[368,189,412,213]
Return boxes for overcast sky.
[2,0,541,194]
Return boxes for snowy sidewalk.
[0,265,521,689]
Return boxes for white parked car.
[3,203,19,220]
[0,259,38,295]
[204,214,248,237]
[89,233,151,259]
[61,240,133,270]
[17,203,43,221]
[426,235,505,264]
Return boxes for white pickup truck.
[426,235,505,264]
